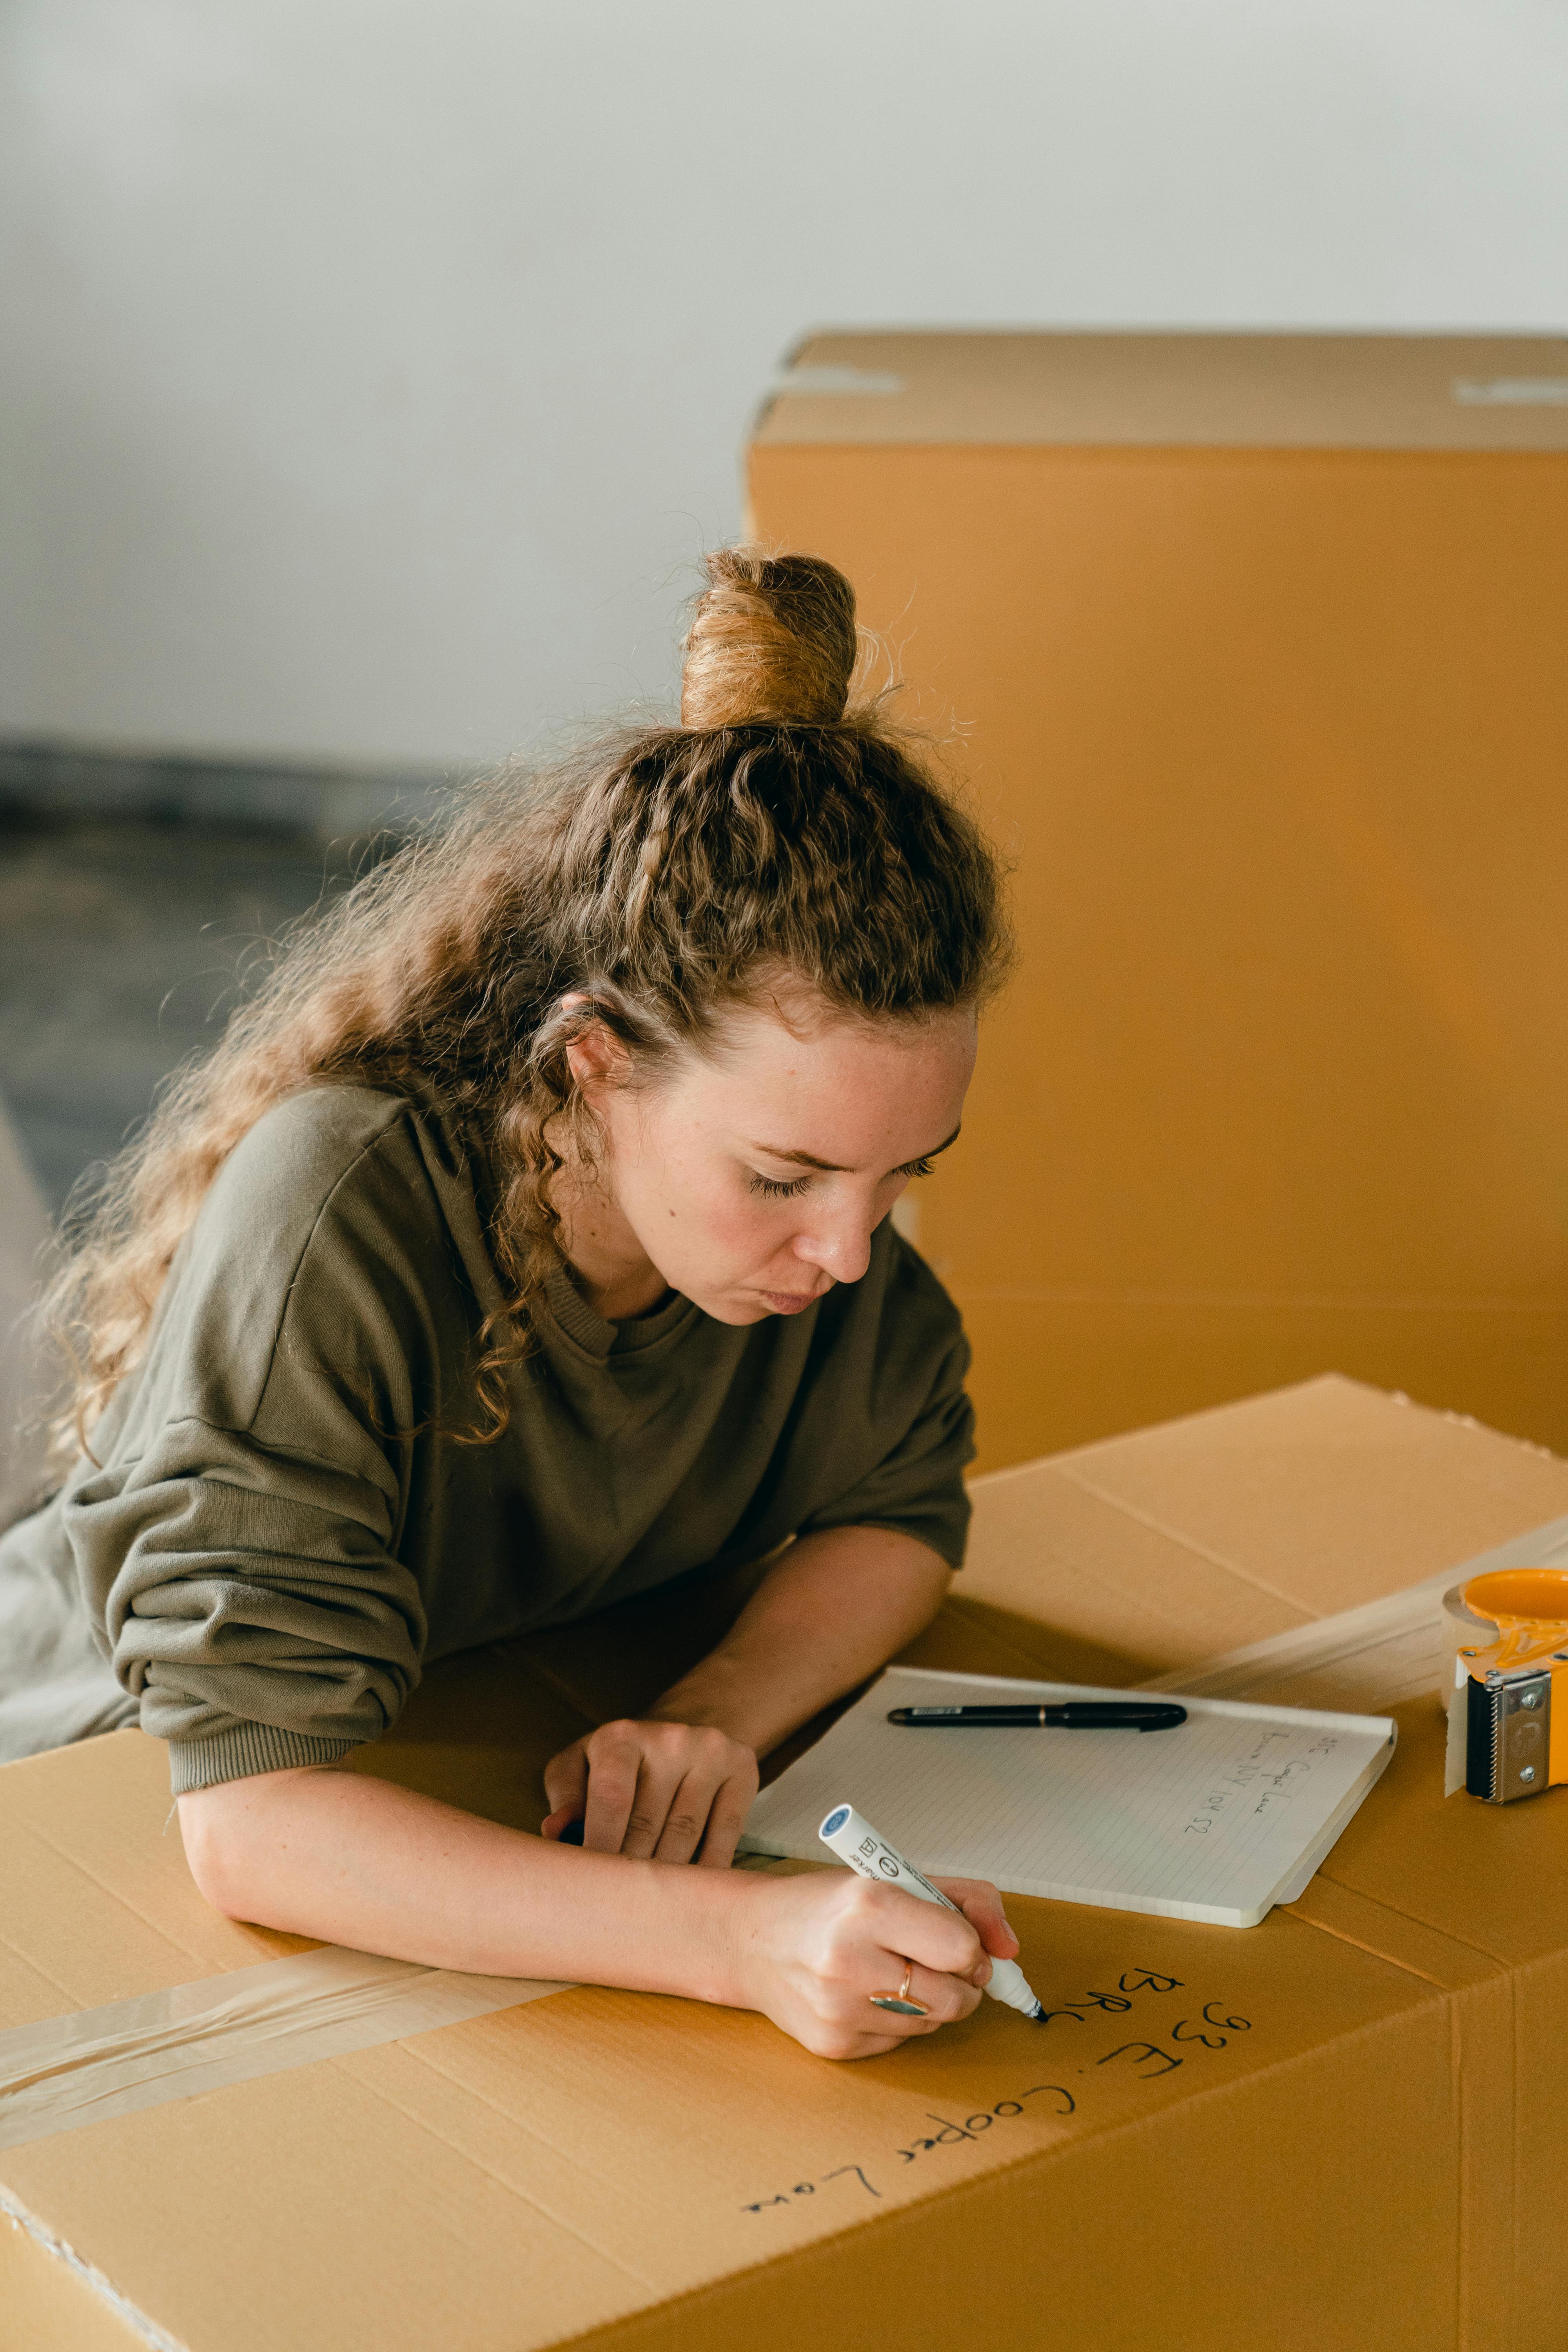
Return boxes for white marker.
[818,1802,1045,2021]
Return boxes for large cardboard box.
[5,1376,1568,2352]
[749,332,1568,1472]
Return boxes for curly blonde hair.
[45,550,1010,1457]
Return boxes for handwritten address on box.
[741,1962,1251,2215]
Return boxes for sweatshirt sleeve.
[792,1233,976,1572]
[62,1094,445,1794]
[70,1416,426,1793]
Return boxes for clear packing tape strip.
[0,1855,795,2154]
[0,1945,570,2153]
[1139,1514,1568,1737]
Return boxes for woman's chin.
[694,1286,811,1326]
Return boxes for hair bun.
[681,547,858,730]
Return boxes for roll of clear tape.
[1443,1582,1502,1694]
[1443,1569,1568,1796]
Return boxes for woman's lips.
[760,1289,819,1314]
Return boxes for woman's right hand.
[733,1868,1008,2060]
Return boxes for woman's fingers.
[826,1886,985,2039]
[801,1953,978,2060]
[570,1720,760,1862]
[644,1737,759,1864]
[744,1871,993,2061]
[540,1741,589,1840]
[643,1764,714,1864]
[580,1727,648,1854]
[619,1752,692,1860]
[692,1768,757,1868]
[878,1958,982,2028]
[930,1875,1020,1962]
[652,1755,757,1867]
[868,1883,985,1983]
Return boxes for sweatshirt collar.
[541,1258,699,1359]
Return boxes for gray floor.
[0,814,363,1210]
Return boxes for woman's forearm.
[646,1524,951,1756]
[179,1766,748,1996]
[178,1756,1016,2063]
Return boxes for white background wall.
[2,0,1566,771]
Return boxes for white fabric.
[0,1087,133,1761]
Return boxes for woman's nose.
[793,1206,875,1287]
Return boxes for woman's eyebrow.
[745,1125,962,1173]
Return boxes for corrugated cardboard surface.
[758,330,1568,450]
[5,1377,1568,2351]
[948,1375,1568,1686]
[749,334,1568,1470]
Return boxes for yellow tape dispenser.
[1446,1568,1568,1804]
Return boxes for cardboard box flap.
[956,1376,1568,1682]
[0,1735,302,2034]
[758,329,1568,451]
[7,1377,1568,2352]
[0,1759,1467,2352]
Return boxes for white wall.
[2,0,1565,771]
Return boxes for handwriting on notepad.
[1182,1726,1346,1839]
[739,1966,1255,2212]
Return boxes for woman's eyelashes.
[747,1156,936,1200]
[748,1170,811,1200]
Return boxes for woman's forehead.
[674,999,976,1158]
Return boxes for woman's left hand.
[541,1718,760,1866]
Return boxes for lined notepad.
[739,1668,1396,1928]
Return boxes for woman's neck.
[550,1163,673,1323]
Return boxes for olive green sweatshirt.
[2,1087,973,1794]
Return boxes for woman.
[2,550,1020,2060]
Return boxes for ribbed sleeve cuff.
[168,1724,358,1794]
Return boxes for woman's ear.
[562,1003,632,1099]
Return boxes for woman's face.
[569,996,977,1322]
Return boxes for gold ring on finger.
[869,1960,930,2017]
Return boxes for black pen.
[887,1701,1188,1732]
